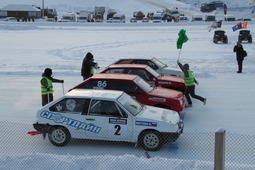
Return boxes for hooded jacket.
[233,44,245,61]
[81,52,97,77]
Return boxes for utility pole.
[42,0,44,18]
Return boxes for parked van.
[224,15,236,21]
[153,12,162,23]
[77,10,88,22]
[61,12,77,22]
[191,14,203,21]
[112,14,125,23]
[205,15,216,21]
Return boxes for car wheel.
[238,37,242,43]
[139,131,163,151]
[213,38,218,44]
[248,37,252,43]
[48,127,71,146]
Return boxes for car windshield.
[145,66,160,78]
[117,93,143,116]
[134,76,153,93]
[151,57,167,68]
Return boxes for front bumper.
[33,122,52,133]
[162,120,184,142]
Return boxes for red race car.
[69,74,186,114]
[101,64,186,92]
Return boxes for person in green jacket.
[41,68,64,106]
[177,60,206,107]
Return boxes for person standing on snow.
[233,42,247,73]
[41,68,64,106]
[81,52,99,80]
[177,60,206,107]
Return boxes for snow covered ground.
[0,0,255,169]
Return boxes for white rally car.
[33,89,183,151]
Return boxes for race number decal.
[97,81,107,88]
[109,118,127,136]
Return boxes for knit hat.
[85,52,94,60]
[183,64,189,70]
[44,68,52,76]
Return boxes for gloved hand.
[61,80,64,83]
[195,81,199,85]
[177,59,180,64]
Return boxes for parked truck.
[43,8,57,18]
[77,10,89,22]
[107,9,116,20]
[200,1,224,12]
[94,6,105,22]
[133,11,145,20]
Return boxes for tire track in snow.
[48,38,172,61]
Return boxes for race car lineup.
[31,58,191,151]
[69,74,186,114]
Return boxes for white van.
[112,14,125,23]
[152,12,162,23]
[191,14,203,21]
[61,12,77,22]
[77,10,88,22]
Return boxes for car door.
[111,80,147,104]
[48,98,92,139]
[84,99,132,141]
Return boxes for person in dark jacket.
[81,52,99,80]
[233,42,246,73]
[41,68,64,106]
[177,60,206,107]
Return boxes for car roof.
[92,73,138,80]
[116,58,153,61]
[66,89,124,100]
[107,64,148,69]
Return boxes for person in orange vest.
[41,68,64,106]
[177,60,206,107]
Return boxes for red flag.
[242,22,248,29]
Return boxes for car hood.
[150,87,183,99]
[137,105,180,124]
[159,75,184,83]
[160,67,183,77]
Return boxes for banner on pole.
[177,29,188,49]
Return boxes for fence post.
[214,128,226,170]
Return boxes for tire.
[48,127,71,146]
[139,131,163,151]
[238,36,242,43]
[248,37,252,43]
[213,38,218,44]
[223,36,228,44]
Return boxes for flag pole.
[176,48,182,67]
[177,48,182,60]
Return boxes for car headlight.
[179,99,184,105]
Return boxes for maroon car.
[101,64,186,92]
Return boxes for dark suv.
[213,30,228,44]
[238,30,252,43]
